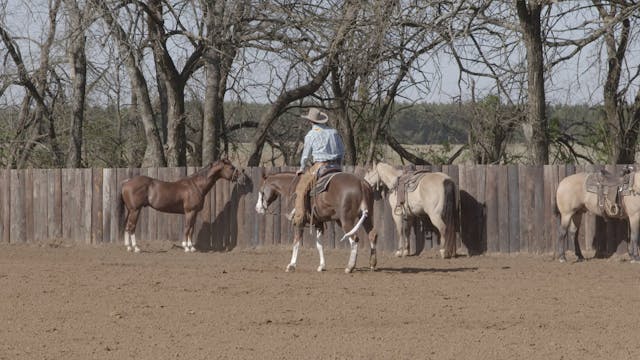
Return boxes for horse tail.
[118,179,128,236]
[442,178,457,258]
[339,181,374,242]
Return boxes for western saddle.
[584,167,635,218]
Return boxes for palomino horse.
[556,169,640,263]
[120,159,240,253]
[364,162,458,258]
[255,171,378,273]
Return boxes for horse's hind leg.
[429,213,452,259]
[315,229,326,272]
[364,217,378,271]
[571,213,584,262]
[125,209,141,253]
[558,211,582,263]
[392,213,409,257]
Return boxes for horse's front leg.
[286,227,304,272]
[315,228,326,272]
[182,211,198,252]
[125,209,141,253]
[628,214,640,263]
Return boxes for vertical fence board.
[497,166,510,253]
[0,170,8,243]
[102,168,115,243]
[24,169,34,243]
[33,169,49,242]
[91,168,103,244]
[485,166,499,253]
[518,165,531,253]
[10,170,25,243]
[48,169,62,241]
[507,165,520,253]
[532,166,545,253]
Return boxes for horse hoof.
[126,246,132,252]
[189,247,196,253]
[134,247,141,253]
[286,265,296,272]
[317,266,325,272]
[370,266,376,272]
[630,257,640,264]
[558,256,566,263]
[344,267,353,274]
[184,247,190,253]
[394,250,403,257]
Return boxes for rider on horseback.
[290,108,345,226]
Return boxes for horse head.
[208,159,242,183]
[255,175,280,214]
[364,163,381,189]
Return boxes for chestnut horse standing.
[120,159,240,253]
[364,162,458,258]
[255,171,378,273]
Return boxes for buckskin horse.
[364,162,458,258]
[556,167,640,263]
[255,170,378,273]
[120,159,241,253]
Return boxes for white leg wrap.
[316,238,326,272]
[346,237,358,273]
[124,232,131,251]
[131,234,140,253]
[187,237,196,252]
[287,242,300,272]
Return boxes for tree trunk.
[517,0,548,165]
[92,0,166,167]
[65,0,87,168]
[596,3,635,164]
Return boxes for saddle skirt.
[395,170,431,213]
[585,169,635,218]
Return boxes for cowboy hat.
[301,108,329,124]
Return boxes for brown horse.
[556,169,640,263]
[255,170,378,273]
[364,162,458,258]
[120,159,240,253]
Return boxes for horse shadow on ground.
[591,216,628,259]
[374,266,479,274]
[194,174,253,252]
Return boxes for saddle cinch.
[585,168,635,218]
[394,170,431,216]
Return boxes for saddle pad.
[310,172,340,196]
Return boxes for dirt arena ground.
[1,242,639,360]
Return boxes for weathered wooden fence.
[0,165,632,256]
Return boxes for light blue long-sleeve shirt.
[299,124,345,171]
